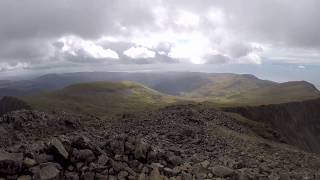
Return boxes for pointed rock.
[134,139,149,160]
[150,168,163,180]
[50,138,69,159]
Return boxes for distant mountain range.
[0,72,319,106]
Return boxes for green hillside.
[223,81,320,105]
[21,81,179,118]
[186,74,275,98]
[184,74,320,106]
[20,76,320,117]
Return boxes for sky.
[0,0,320,86]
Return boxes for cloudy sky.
[1,0,320,85]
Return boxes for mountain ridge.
[0,72,319,106]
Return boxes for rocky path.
[0,105,319,179]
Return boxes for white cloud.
[153,7,168,28]
[0,62,29,72]
[85,47,119,59]
[158,51,167,55]
[206,8,225,25]
[174,10,200,27]
[168,32,212,64]
[124,46,156,59]
[238,53,262,64]
[298,65,306,69]
[59,36,119,59]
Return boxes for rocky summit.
[0,105,319,179]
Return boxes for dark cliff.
[0,96,31,116]
[224,98,320,153]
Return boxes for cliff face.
[224,98,320,153]
[0,96,31,116]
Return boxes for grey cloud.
[165,0,320,48]
[1,0,320,72]
[98,41,135,55]
[155,42,173,53]
[0,38,53,62]
[204,54,231,64]
[0,0,157,68]
[222,43,252,58]
[64,54,118,64]
[216,0,320,47]
[0,0,156,41]
[118,53,177,65]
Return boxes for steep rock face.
[0,96,31,116]
[224,98,320,153]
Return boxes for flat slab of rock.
[39,164,61,180]
[17,175,32,180]
[211,165,235,178]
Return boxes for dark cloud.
[0,0,156,41]
[0,38,53,61]
[204,54,231,64]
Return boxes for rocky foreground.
[0,105,319,179]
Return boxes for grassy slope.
[185,74,320,106]
[221,81,320,106]
[186,74,275,98]
[21,81,180,118]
